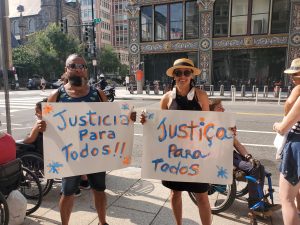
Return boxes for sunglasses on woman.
[173,70,192,77]
[67,64,87,70]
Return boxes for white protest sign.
[42,102,134,179]
[142,110,235,185]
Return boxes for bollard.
[263,85,268,98]
[287,85,291,97]
[252,85,256,97]
[146,84,150,95]
[230,85,235,97]
[274,85,279,98]
[241,85,246,97]
[199,85,204,90]
[231,87,236,102]
[209,85,214,96]
[220,85,224,96]
[278,88,282,105]
[162,84,166,94]
[255,88,259,104]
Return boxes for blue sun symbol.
[47,161,63,174]
[146,112,154,120]
[217,166,228,179]
[121,103,130,110]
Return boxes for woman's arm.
[284,85,300,115]
[196,89,209,111]
[160,92,170,110]
[274,96,300,134]
[23,122,40,144]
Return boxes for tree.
[97,46,120,74]
[13,23,82,81]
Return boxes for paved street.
[0,87,286,224]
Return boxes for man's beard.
[69,75,86,87]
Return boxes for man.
[40,54,109,225]
[98,74,108,90]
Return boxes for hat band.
[289,66,300,71]
[174,62,194,67]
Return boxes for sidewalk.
[24,167,283,225]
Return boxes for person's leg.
[194,192,212,225]
[60,176,81,225]
[279,173,300,225]
[170,190,182,225]
[88,172,107,225]
[295,190,300,213]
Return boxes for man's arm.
[23,123,40,144]
[233,137,248,157]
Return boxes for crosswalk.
[0,96,47,113]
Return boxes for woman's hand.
[140,111,147,124]
[273,122,284,135]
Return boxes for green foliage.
[12,23,81,80]
[97,46,120,74]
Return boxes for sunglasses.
[173,70,192,77]
[67,64,87,70]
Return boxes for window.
[231,0,248,35]
[213,0,229,37]
[185,0,199,39]
[28,19,35,33]
[141,6,153,42]
[155,5,167,41]
[271,0,290,34]
[251,0,270,34]
[170,3,183,40]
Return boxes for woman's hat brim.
[284,68,300,74]
[166,66,201,77]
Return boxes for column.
[126,1,142,94]
[197,0,215,84]
[287,0,300,65]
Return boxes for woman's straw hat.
[166,58,201,77]
[284,58,300,76]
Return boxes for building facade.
[128,0,300,89]
[9,0,81,43]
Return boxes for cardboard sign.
[141,110,235,185]
[42,102,134,179]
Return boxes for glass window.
[251,0,270,34]
[213,0,229,37]
[231,0,248,35]
[185,0,199,39]
[170,3,183,40]
[271,0,290,34]
[141,6,153,42]
[155,5,167,41]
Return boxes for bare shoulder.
[194,87,209,111]
[195,87,208,98]
[47,89,59,102]
[160,91,172,109]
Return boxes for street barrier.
[255,88,259,104]
[209,85,214,96]
[220,85,224,96]
[252,85,257,97]
[241,85,246,97]
[278,88,282,105]
[230,85,235,97]
[263,85,268,98]
[231,87,236,102]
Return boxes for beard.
[68,75,86,87]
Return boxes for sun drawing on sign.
[146,112,154,120]
[122,156,131,165]
[217,166,228,179]
[47,161,63,174]
[43,104,54,115]
[121,103,130,110]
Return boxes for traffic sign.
[94,18,102,24]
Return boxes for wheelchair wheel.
[188,181,236,214]
[235,180,248,198]
[0,192,9,225]
[19,167,42,216]
[19,152,53,196]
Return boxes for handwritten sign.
[42,102,134,179]
[141,110,235,185]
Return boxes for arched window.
[28,19,35,33]
[14,21,19,34]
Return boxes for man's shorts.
[61,172,106,196]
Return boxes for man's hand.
[37,120,46,132]
[130,111,136,122]
[140,111,147,124]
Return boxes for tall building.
[128,0,296,89]
[9,0,81,43]
[112,0,129,65]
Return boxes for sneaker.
[79,180,91,190]
[74,189,81,197]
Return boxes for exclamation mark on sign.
[114,142,120,157]
[120,142,126,158]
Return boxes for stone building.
[128,0,300,90]
[9,0,81,44]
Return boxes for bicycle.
[0,158,43,224]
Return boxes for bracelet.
[245,154,252,161]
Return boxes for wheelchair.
[188,169,279,225]
[0,159,43,225]
[16,142,54,196]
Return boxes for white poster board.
[42,102,134,179]
[142,110,235,185]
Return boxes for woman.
[141,58,211,225]
[273,58,300,225]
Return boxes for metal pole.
[91,0,96,80]
[0,0,12,134]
